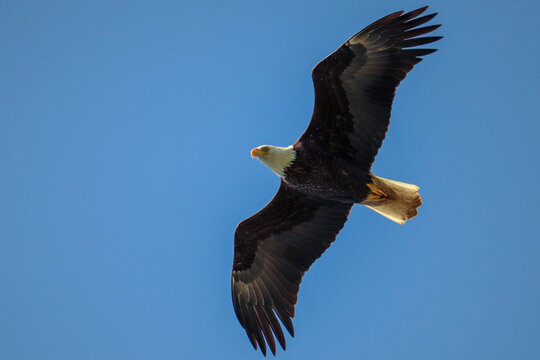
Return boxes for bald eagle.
[232,7,441,355]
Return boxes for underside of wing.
[232,181,352,355]
[299,6,442,171]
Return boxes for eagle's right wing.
[232,180,352,355]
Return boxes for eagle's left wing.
[232,180,352,355]
[299,6,441,171]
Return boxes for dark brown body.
[283,142,372,203]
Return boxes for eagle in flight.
[231,7,441,355]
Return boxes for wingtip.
[258,337,267,356]
[248,334,258,350]
[403,6,429,19]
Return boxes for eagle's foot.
[366,183,388,201]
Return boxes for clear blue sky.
[1,1,539,359]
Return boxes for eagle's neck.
[262,145,296,178]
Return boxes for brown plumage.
[232,7,441,355]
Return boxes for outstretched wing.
[298,6,442,171]
[232,181,352,355]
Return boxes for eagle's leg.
[365,183,388,201]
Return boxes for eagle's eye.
[260,146,270,153]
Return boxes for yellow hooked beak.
[251,148,261,158]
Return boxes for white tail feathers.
[361,175,422,225]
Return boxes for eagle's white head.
[251,145,296,178]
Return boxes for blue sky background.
[1,1,539,359]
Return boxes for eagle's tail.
[361,174,422,225]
